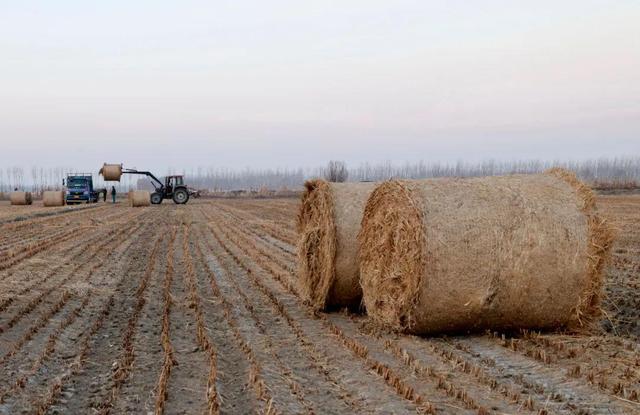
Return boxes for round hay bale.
[10,191,33,205]
[358,170,614,335]
[297,180,376,310]
[42,190,66,207]
[130,190,150,207]
[100,163,123,181]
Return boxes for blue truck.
[64,173,104,204]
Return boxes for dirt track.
[0,196,638,414]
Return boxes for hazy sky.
[1,0,638,172]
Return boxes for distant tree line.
[181,167,307,192]
[1,156,638,193]
[185,156,640,190]
[347,157,640,183]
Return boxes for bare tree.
[325,160,348,183]
[31,166,38,193]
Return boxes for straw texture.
[100,163,123,181]
[10,192,32,206]
[358,170,614,334]
[42,191,65,207]
[297,180,375,310]
[131,190,151,207]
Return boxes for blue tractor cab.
[64,173,102,204]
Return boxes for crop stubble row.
[0,198,637,414]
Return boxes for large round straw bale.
[358,170,614,334]
[10,191,33,205]
[100,163,123,181]
[297,180,376,310]
[130,190,150,207]
[42,190,66,207]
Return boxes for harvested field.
[0,195,638,414]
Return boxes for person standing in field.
[111,186,116,203]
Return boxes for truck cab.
[65,174,100,204]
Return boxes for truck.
[64,173,103,204]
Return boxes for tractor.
[122,169,190,204]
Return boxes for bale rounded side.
[100,163,123,181]
[42,190,66,207]
[359,171,613,334]
[131,190,151,207]
[296,180,375,310]
[10,191,32,206]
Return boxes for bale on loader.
[100,163,123,181]
[10,191,33,206]
[130,190,150,207]
[297,180,376,310]
[358,169,614,335]
[42,190,66,207]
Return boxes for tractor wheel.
[150,192,163,205]
[173,188,189,204]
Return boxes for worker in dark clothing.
[102,189,107,202]
[111,186,116,203]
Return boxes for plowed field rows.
[0,195,638,414]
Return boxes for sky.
[0,0,638,173]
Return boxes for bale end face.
[545,168,615,330]
[296,179,337,310]
[131,190,151,207]
[358,180,425,331]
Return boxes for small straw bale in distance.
[10,191,33,205]
[42,190,66,207]
[297,179,376,310]
[358,169,614,335]
[130,190,151,207]
[100,163,123,181]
